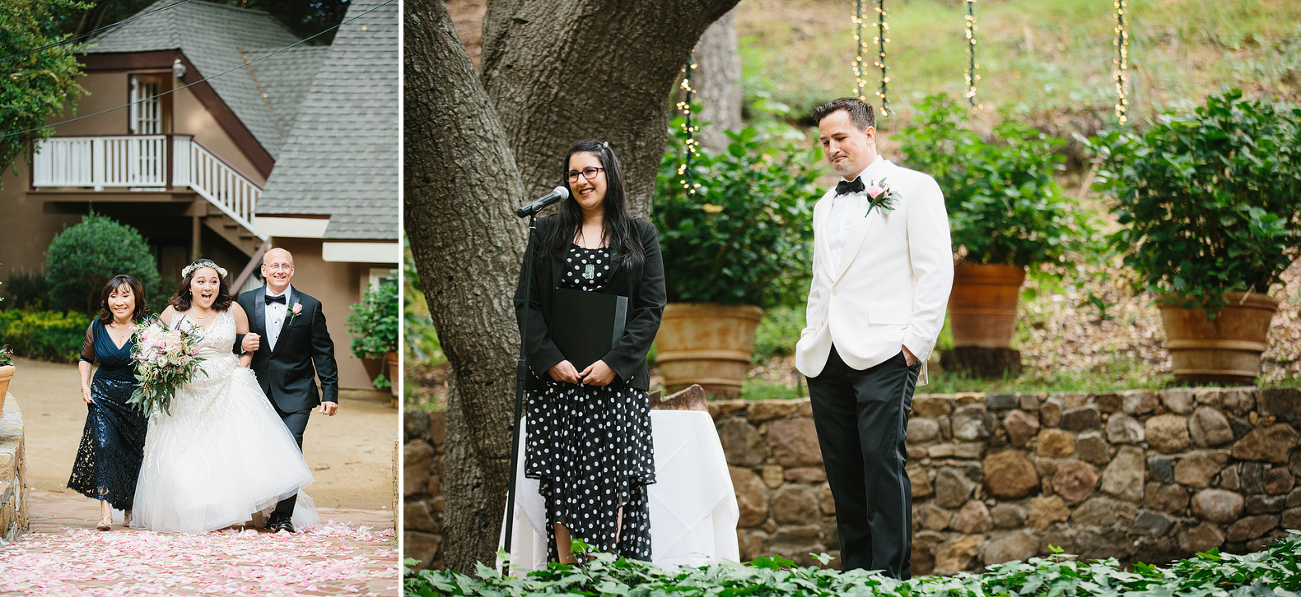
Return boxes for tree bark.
[404,0,527,572]
[406,0,739,571]
[691,8,743,152]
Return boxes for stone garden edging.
[0,394,30,542]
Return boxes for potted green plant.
[1090,89,1301,384]
[895,94,1094,375]
[0,344,13,416]
[347,277,399,393]
[653,123,819,395]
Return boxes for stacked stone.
[403,410,446,570]
[0,395,29,542]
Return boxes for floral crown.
[182,259,227,279]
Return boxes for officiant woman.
[513,140,666,563]
[68,275,150,531]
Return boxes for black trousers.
[807,345,920,579]
[272,405,313,518]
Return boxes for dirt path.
[8,357,398,510]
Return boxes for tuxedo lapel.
[815,196,838,281]
[832,206,881,283]
[251,286,268,337]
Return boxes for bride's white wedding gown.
[133,310,318,533]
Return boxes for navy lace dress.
[67,318,148,510]
[524,244,656,562]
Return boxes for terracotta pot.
[1159,292,1279,384]
[0,364,13,417]
[385,351,399,396]
[655,303,764,397]
[948,263,1027,348]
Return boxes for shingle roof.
[85,0,304,159]
[254,0,399,241]
[246,46,329,139]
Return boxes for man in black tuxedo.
[237,247,339,532]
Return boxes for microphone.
[516,186,569,218]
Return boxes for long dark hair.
[169,259,234,312]
[98,275,147,323]
[538,140,644,269]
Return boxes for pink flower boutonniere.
[290,302,303,323]
[864,178,901,217]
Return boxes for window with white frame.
[129,75,162,135]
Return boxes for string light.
[1113,0,1130,124]
[964,0,980,108]
[852,0,890,116]
[675,52,701,195]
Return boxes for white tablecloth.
[500,410,739,571]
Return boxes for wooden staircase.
[201,204,263,257]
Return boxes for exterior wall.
[404,387,1301,573]
[0,395,30,542]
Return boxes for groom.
[237,247,339,533]
[795,97,953,578]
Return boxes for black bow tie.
[265,294,287,305]
[836,177,865,196]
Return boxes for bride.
[133,259,318,533]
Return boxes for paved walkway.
[0,491,398,596]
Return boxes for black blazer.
[514,216,666,391]
[237,286,340,412]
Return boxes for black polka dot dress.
[525,244,656,562]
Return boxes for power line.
[3,0,396,142]
[0,0,199,65]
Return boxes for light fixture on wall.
[172,58,186,79]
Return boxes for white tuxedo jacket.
[795,159,953,385]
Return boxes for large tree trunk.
[406,0,739,571]
[691,8,743,152]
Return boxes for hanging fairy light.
[675,52,700,195]
[852,0,890,115]
[1113,0,1130,124]
[964,0,980,108]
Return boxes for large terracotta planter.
[948,263,1027,348]
[0,364,13,417]
[385,351,399,396]
[655,303,764,397]
[1160,292,1279,384]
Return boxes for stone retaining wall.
[0,394,30,542]
[403,387,1301,574]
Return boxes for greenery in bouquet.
[653,120,820,310]
[347,275,399,389]
[894,94,1096,269]
[1088,88,1301,312]
[128,317,205,416]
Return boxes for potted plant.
[1090,89,1301,384]
[0,345,13,417]
[653,124,819,396]
[895,94,1094,376]
[346,276,399,393]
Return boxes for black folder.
[550,288,628,371]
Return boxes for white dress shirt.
[826,156,887,271]
[265,285,293,351]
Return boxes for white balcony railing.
[32,135,263,236]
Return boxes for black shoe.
[264,512,283,531]
[274,517,295,533]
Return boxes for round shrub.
[44,212,160,313]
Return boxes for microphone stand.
[501,211,536,575]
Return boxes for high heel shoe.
[96,516,112,531]
[123,510,132,528]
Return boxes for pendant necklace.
[583,264,595,280]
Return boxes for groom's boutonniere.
[289,302,303,323]
[864,178,901,217]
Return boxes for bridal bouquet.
[128,318,206,416]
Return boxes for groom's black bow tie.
[836,177,865,196]
[265,294,287,305]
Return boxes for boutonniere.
[864,178,901,217]
[289,302,303,323]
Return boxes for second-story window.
[129,75,162,135]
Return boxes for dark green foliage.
[895,94,1096,268]
[654,120,820,309]
[348,274,399,388]
[405,533,1301,597]
[0,310,91,363]
[1089,89,1301,311]
[751,305,805,363]
[44,212,161,314]
[0,0,88,186]
[1,271,50,311]
[0,345,12,367]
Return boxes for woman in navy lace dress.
[514,140,666,563]
[68,275,150,530]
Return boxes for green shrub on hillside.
[0,310,91,363]
[45,212,160,314]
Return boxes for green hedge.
[0,310,92,363]
[406,534,1301,597]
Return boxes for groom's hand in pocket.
[241,333,260,353]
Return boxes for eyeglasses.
[264,263,293,271]
[566,167,604,183]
